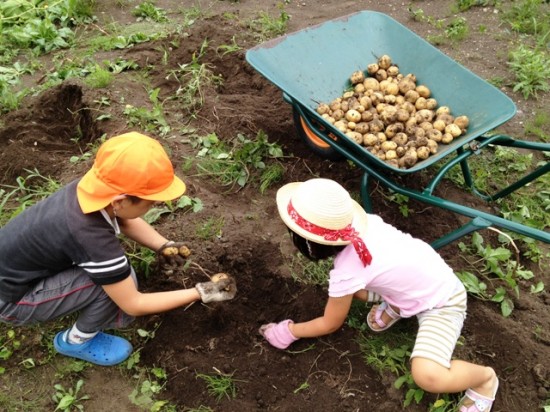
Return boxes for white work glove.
[195,273,237,303]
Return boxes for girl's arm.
[288,294,354,338]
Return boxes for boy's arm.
[118,217,168,251]
[289,294,354,338]
[102,274,236,316]
[103,276,200,316]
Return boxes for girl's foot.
[459,369,499,412]
[366,301,401,332]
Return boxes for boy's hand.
[157,241,191,267]
[195,273,237,303]
[259,320,299,349]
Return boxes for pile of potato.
[315,54,469,169]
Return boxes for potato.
[367,63,379,75]
[363,133,379,146]
[363,77,380,91]
[211,273,229,283]
[445,123,462,138]
[345,109,362,122]
[378,54,392,70]
[375,69,388,82]
[350,70,365,85]
[318,53,471,169]
[416,85,431,98]
[387,65,400,77]
[316,103,330,115]
[161,246,179,256]
[417,146,430,160]
[454,115,470,130]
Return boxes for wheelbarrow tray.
[246,11,517,173]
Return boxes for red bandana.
[288,201,372,266]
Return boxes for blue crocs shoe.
[54,330,133,366]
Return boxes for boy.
[0,132,236,366]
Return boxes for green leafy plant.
[166,39,223,114]
[503,0,550,38]
[189,130,284,191]
[123,87,171,136]
[289,253,332,286]
[525,110,550,142]
[248,4,290,41]
[456,232,538,317]
[195,216,225,240]
[196,368,239,402]
[84,64,114,88]
[132,1,168,23]
[0,169,61,224]
[508,44,550,99]
[217,35,243,56]
[129,367,174,411]
[144,195,204,224]
[0,329,20,372]
[52,379,90,411]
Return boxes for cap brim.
[139,176,186,202]
[276,182,368,245]
[77,172,186,214]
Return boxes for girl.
[260,178,498,412]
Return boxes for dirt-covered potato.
[314,54,469,168]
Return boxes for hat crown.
[93,132,174,196]
[291,179,354,230]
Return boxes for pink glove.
[259,319,299,349]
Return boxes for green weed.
[144,195,204,224]
[248,4,290,41]
[217,36,243,57]
[195,216,225,240]
[454,0,496,12]
[128,366,176,411]
[196,368,239,402]
[166,39,223,114]
[525,110,550,142]
[84,64,114,88]
[123,87,171,136]
[188,130,284,191]
[427,17,469,44]
[503,0,550,39]
[289,253,332,286]
[0,169,61,224]
[52,379,90,411]
[132,1,168,23]
[456,232,539,317]
[508,44,550,99]
[443,146,549,262]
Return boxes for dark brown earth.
[0,1,549,411]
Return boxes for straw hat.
[77,132,186,213]
[276,178,368,246]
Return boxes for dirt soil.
[1,1,549,411]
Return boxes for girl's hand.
[259,319,299,349]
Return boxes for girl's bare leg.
[411,357,497,399]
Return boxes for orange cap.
[77,132,186,213]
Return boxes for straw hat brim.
[276,182,369,246]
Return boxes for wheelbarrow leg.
[360,172,373,213]
[430,216,492,250]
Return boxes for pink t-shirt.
[328,214,458,318]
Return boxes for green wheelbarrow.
[245,10,550,248]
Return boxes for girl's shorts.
[410,278,467,369]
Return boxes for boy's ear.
[110,194,128,208]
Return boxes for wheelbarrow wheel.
[292,108,343,161]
